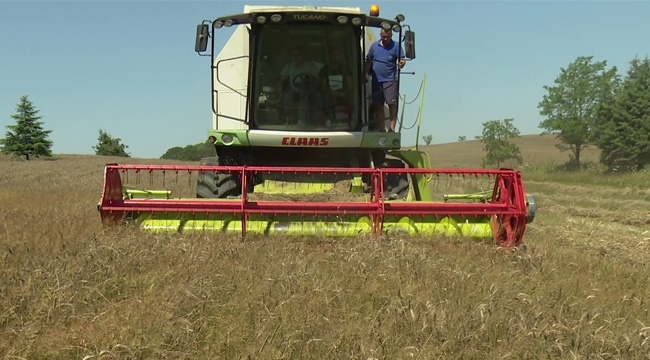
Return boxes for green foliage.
[476,118,522,168]
[538,56,619,167]
[161,142,216,161]
[93,129,130,157]
[0,95,53,160]
[422,134,433,146]
[458,136,466,142]
[592,57,650,171]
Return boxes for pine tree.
[93,129,130,157]
[593,57,650,171]
[0,95,53,160]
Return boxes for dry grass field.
[1,135,650,359]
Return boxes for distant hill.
[415,134,601,168]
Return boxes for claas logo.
[281,137,330,146]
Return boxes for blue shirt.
[366,40,404,83]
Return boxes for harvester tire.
[197,173,218,198]
[196,157,241,199]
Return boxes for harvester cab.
[193,5,416,184]
[98,4,536,248]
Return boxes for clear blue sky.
[1,0,648,159]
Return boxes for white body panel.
[212,5,379,132]
[247,130,364,147]
[213,25,249,130]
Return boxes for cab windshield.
[251,24,360,131]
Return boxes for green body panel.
[443,191,492,202]
[137,213,373,236]
[254,179,338,194]
[350,175,365,193]
[134,212,493,238]
[124,189,171,199]
[383,214,492,237]
[208,129,250,146]
[253,177,367,195]
[359,132,401,149]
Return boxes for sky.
[1,0,648,159]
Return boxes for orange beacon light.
[369,4,380,17]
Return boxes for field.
[1,134,650,359]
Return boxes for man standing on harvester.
[364,28,406,132]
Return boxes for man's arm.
[397,45,406,69]
[363,58,373,77]
[398,57,406,69]
[362,45,375,82]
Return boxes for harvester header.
[99,163,534,246]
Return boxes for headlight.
[378,136,387,146]
[221,134,234,145]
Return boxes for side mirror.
[195,24,209,52]
[404,30,416,59]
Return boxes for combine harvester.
[98,4,535,247]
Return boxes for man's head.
[380,28,393,45]
[329,47,344,64]
[291,45,305,64]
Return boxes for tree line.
[537,55,650,171]
[3,55,649,171]
[0,95,211,161]
[422,55,650,171]
[0,95,131,159]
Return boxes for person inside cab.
[277,45,324,127]
[320,46,353,127]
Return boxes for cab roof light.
[370,4,379,17]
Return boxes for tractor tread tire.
[196,157,242,199]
